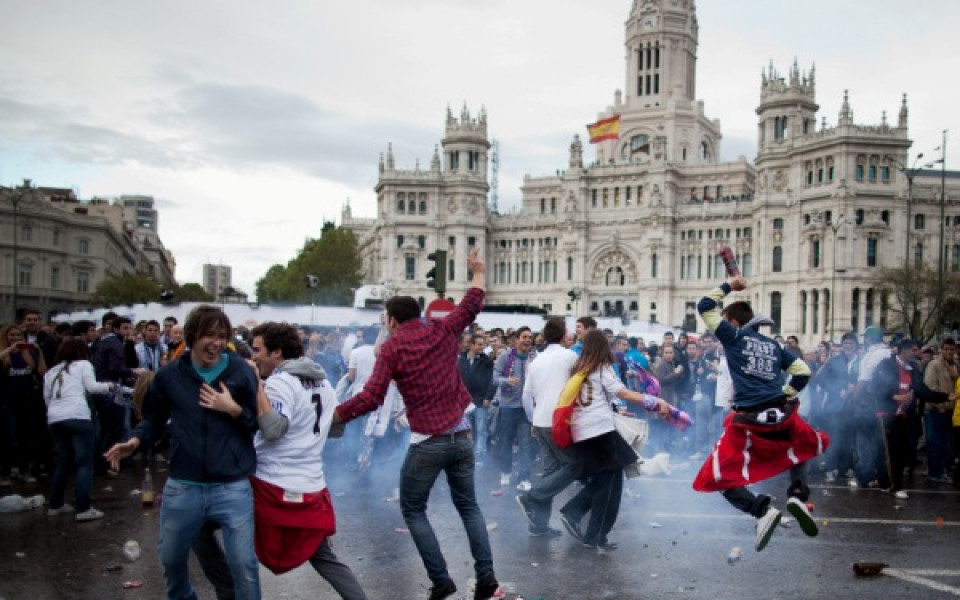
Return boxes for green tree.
[175,283,214,302]
[91,273,162,306]
[254,225,364,306]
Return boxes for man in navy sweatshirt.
[692,276,827,553]
[105,305,261,600]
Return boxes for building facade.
[343,0,959,344]
[202,263,233,298]
[0,183,177,323]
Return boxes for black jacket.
[458,351,494,407]
[868,356,947,428]
[92,333,137,384]
[132,352,259,483]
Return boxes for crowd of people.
[1,257,959,598]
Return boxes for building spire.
[838,90,852,126]
[898,93,909,129]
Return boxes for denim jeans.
[48,419,95,511]
[496,407,535,480]
[468,405,489,459]
[925,411,952,478]
[399,433,494,585]
[158,478,260,600]
[527,427,579,529]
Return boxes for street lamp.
[883,153,925,272]
[829,213,854,341]
[305,275,319,324]
[933,131,948,333]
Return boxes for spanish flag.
[587,115,620,143]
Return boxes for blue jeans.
[48,419,95,512]
[496,407,535,480]
[925,411,952,478]
[159,478,259,600]
[468,405,489,458]
[527,427,579,529]
[399,433,494,585]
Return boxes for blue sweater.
[698,283,810,409]
[132,352,259,483]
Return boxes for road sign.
[425,298,456,322]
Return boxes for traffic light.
[305,275,319,288]
[426,250,447,297]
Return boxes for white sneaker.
[75,507,105,522]
[499,474,510,487]
[824,470,837,483]
[22,473,37,484]
[47,504,75,516]
[894,490,909,500]
[516,480,532,492]
[755,507,782,552]
[786,497,818,537]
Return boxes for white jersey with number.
[254,371,337,493]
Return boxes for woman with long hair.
[559,329,669,550]
[42,338,114,521]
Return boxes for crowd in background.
[1,307,957,522]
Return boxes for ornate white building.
[343,0,958,344]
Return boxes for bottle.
[719,246,741,278]
[668,407,694,431]
[692,383,704,403]
[122,540,141,562]
[727,546,742,565]
[141,468,155,508]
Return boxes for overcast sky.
[2,0,956,297]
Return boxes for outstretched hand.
[104,438,139,471]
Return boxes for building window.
[915,214,925,230]
[417,235,425,249]
[856,209,864,225]
[77,271,90,293]
[865,288,875,327]
[867,237,878,267]
[397,200,405,213]
[541,198,546,214]
[468,236,476,246]
[772,246,783,272]
[800,291,808,334]
[20,225,32,242]
[18,263,32,287]
[498,262,506,283]
[812,239,821,269]
[651,253,658,278]
[773,218,784,230]
[742,253,753,277]
[869,165,877,181]
[419,200,427,214]
[397,235,404,248]
[52,230,60,246]
[567,257,573,280]
[914,242,924,268]
[50,266,60,290]
[851,288,860,330]
[881,166,890,182]
[770,292,782,334]
[448,259,455,282]
[953,245,960,273]
[855,164,864,181]
[405,256,415,281]
[78,239,90,254]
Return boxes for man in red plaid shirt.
[334,248,498,600]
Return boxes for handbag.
[552,371,587,448]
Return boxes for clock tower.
[625,0,699,104]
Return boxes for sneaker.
[516,480,532,492]
[847,479,859,488]
[893,490,909,500]
[528,525,562,537]
[582,540,618,550]
[105,469,119,479]
[75,507,105,522]
[499,473,510,487]
[755,507,782,552]
[515,494,536,527]
[473,572,499,600]
[22,473,37,484]
[427,578,457,600]
[47,504,75,516]
[559,512,584,542]
[824,470,837,483]
[786,497,818,537]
